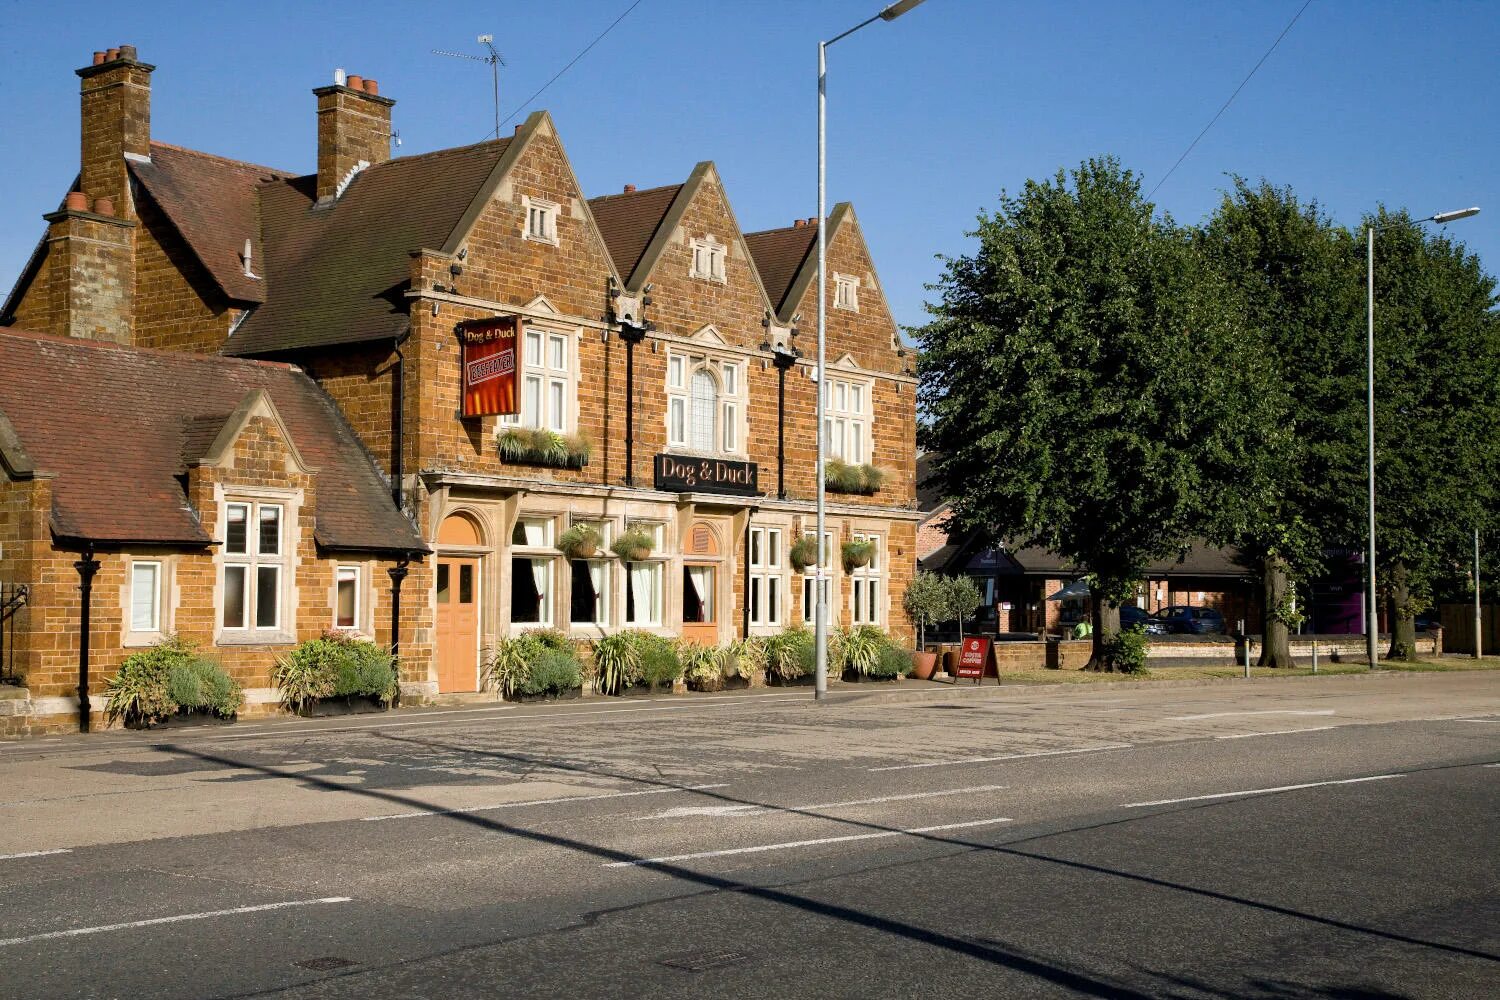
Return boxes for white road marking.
[633,784,1009,821]
[605,817,1014,868]
[1214,727,1336,740]
[1122,773,1401,808]
[0,849,71,861]
[1453,718,1500,723]
[360,783,730,821]
[0,897,352,948]
[869,743,1131,772]
[1170,710,1337,721]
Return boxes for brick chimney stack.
[313,73,396,202]
[76,44,153,222]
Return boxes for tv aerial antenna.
[433,34,504,138]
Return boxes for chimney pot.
[514,124,523,135]
[65,191,89,212]
[92,51,106,65]
[624,184,636,194]
[118,45,136,61]
[807,217,818,227]
[363,78,378,95]
[346,74,364,91]
[105,48,120,61]
[793,219,805,228]
[92,196,115,217]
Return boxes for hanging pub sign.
[459,315,521,418]
[654,453,759,496]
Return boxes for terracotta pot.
[65,191,88,212]
[911,651,938,680]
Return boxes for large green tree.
[1368,210,1500,658]
[917,158,1267,671]
[1197,180,1365,666]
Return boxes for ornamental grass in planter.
[485,629,578,700]
[681,643,731,692]
[764,626,815,684]
[824,459,885,495]
[273,633,398,715]
[557,523,602,560]
[104,635,243,729]
[497,427,592,469]
[611,526,656,562]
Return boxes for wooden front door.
[681,563,718,646]
[435,557,479,692]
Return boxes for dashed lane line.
[0,849,71,861]
[360,783,730,821]
[1214,727,1336,740]
[868,744,1131,772]
[0,897,352,948]
[632,784,1009,821]
[605,817,1015,868]
[1121,774,1401,808]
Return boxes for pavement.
[0,671,1495,998]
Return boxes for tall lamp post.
[815,0,927,701]
[1364,205,1479,670]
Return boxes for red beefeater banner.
[460,315,520,418]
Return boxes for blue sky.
[1,1,1496,331]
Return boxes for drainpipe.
[388,554,410,705]
[771,347,798,499]
[619,321,647,487]
[74,545,100,733]
[391,331,409,512]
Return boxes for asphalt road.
[0,672,1495,999]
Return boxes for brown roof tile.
[744,223,818,316]
[129,142,294,304]
[226,138,511,357]
[587,184,682,286]
[0,327,423,552]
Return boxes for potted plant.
[841,538,874,573]
[942,575,984,679]
[611,525,655,562]
[789,534,820,573]
[903,570,951,679]
[558,523,601,559]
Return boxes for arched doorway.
[681,520,720,646]
[435,513,483,693]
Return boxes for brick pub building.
[0,47,919,732]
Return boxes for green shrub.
[903,570,952,649]
[166,657,243,718]
[590,632,640,695]
[868,642,913,680]
[765,627,814,680]
[275,634,396,713]
[1106,626,1151,674]
[636,632,683,688]
[104,636,190,727]
[519,648,582,696]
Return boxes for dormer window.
[522,196,559,245]
[690,238,726,282]
[834,273,860,312]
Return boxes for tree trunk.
[1387,560,1418,661]
[1258,553,1294,668]
[1083,597,1124,672]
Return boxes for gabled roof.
[225,135,515,356]
[129,142,294,304]
[0,327,424,552]
[743,222,818,318]
[750,202,858,325]
[588,183,682,287]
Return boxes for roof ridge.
[148,140,294,178]
[588,182,682,204]
[370,136,512,171]
[0,327,297,372]
[745,221,822,237]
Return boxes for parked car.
[1120,606,1167,635]
[1154,605,1226,635]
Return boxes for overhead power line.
[1146,0,1314,202]
[488,0,648,139]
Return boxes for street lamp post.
[1364,205,1479,670]
[815,0,928,701]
